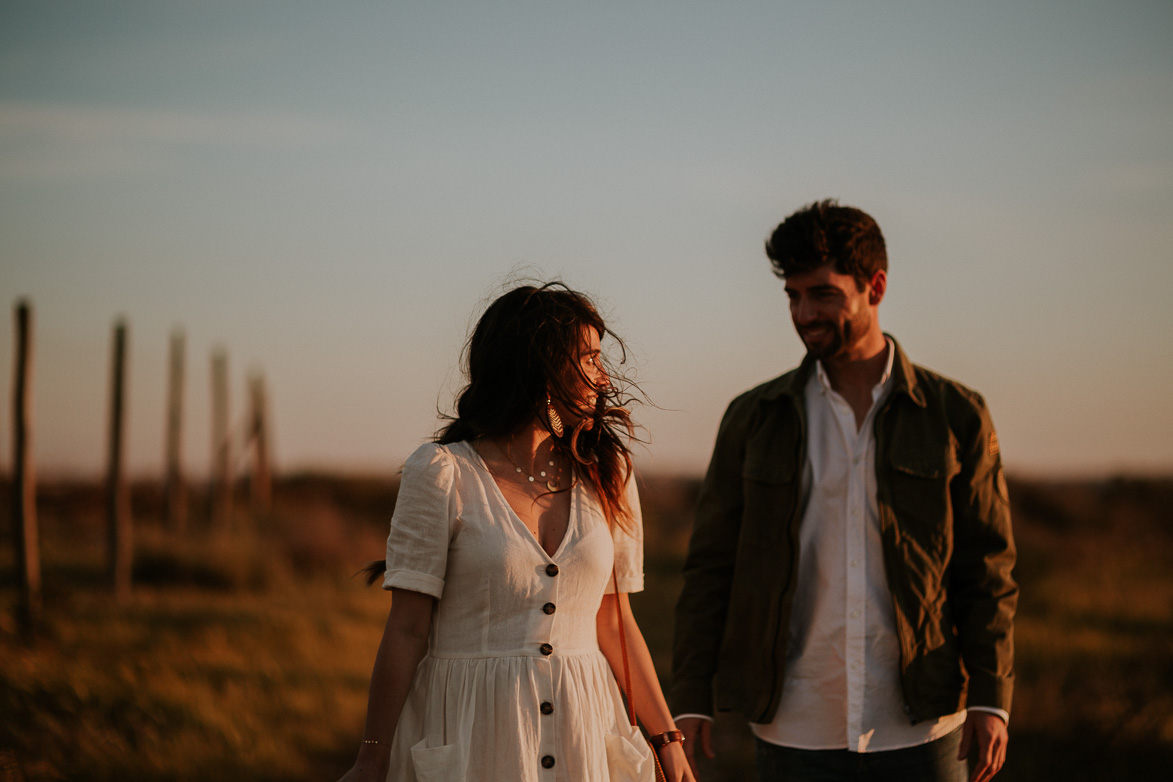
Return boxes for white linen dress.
[381,441,656,782]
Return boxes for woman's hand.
[335,754,388,782]
[657,740,697,782]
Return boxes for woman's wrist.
[649,729,686,749]
[356,738,391,762]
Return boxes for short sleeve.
[606,472,645,594]
[382,443,459,598]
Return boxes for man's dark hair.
[764,199,887,290]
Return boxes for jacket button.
[540,701,554,715]
[541,755,555,768]
[542,602,556,615]
[539,643,553,655]
[545,563,559,577]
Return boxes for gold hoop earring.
[547,395,564,437]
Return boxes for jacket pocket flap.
[890,455,945,479]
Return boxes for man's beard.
[799,321,846,360]
[799,315,865,361]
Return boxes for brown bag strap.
[612,568,636,727]
[611,569,668,781]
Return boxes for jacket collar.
[760,333,926,408]
[886,335,927,407]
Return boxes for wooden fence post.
[248,373,271,515]
[210,349,232,531]
[12,299,42,632]
[164,328,186,532]
[106,318,132,600]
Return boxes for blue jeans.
[755,727,967,782]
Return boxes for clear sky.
[2,1,1171,479]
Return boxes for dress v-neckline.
[464,441,575,561]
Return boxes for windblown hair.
[438,282,638,526]
[765,199,887,290]
[363,282,641,585]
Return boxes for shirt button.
[542,602,556,615]
[541,755,555,769]
[850,609,861,619]
[539,643,553,656]
[540,701,554,715]
[545,563,559,577]
[850,558,860,568]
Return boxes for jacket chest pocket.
[886,449,958,566]
[742,415,800,486]
[741,449,798,549]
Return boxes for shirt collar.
[814,337,895,401]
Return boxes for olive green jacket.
[670,337,1017,724]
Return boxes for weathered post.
[210,349,232,531]
[106,318,132,600]
[164,328,186,532]
[248,372,271,515]
[12,300,42,632]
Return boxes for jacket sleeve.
[670,396,750,717]
[948,393,1017,715]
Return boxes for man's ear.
[868,270,887,306]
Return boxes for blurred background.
[2,1,1171,780]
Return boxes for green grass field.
[2,474,1171,781]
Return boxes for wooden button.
[542,602,556,615]
[541,755,555,769]
[545,563,559,577]
[539,643,553,656]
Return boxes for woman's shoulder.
[402,440,479,483]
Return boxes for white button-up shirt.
[750,339,967,752]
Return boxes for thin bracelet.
[649,730,685,749]
[362,739,380,746]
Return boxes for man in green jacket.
[671,200,1017,782]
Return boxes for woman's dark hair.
[363,282,640,585]
[438,282,638,529]
[764,199,887,290]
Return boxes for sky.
[1,0,1171,480]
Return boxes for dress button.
[540,701,554,715]
[543,602,556,615]
[541,755,555,769]
[545,563,559,577]
[539,643,553,655]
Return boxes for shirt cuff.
[968,705,1010,725]
[673,713,714,724]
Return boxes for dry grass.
[0,477,391,782]
[1,474,1171,781]
[1005,478,1173,779]
[1,586,386,781]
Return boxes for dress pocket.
[604,726,654,781]
[410,737,466,782]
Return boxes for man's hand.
[676,717,715,781]
[958,710,1008,782]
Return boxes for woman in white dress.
[338,284,694,782]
